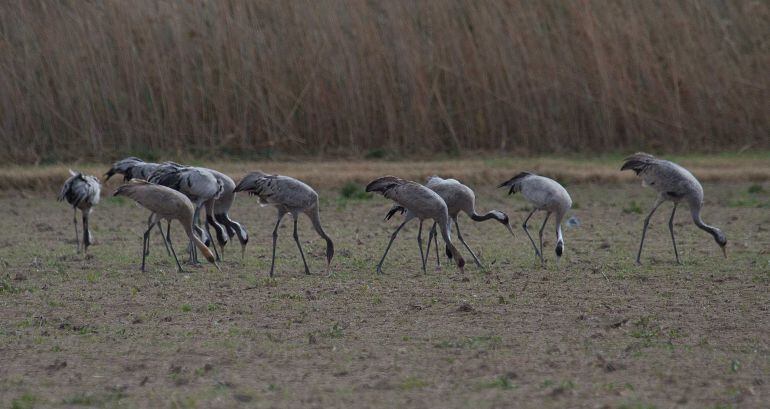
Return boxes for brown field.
[1,160,768,408]
[1,1,768,163]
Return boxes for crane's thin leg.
[637,198,665,265]
[72,208,80,253]
[157,223,171,257]
[269,211,287,277]
[165,222,184,273]
[141,222,156,272]
[455,218,482,268]
[417,220,426,273]
[522,209,540,260]
[668,203,681,264]
[425,222,441,269]
[376,219,410,274]
[538,212,551,264]
[292,214,311,275]
[82,210,92,257]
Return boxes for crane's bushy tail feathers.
[365,176,404,194]
[620,152,656,174]
[497,172,532,195]
[233,171,269,193]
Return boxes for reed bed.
[0,1,767,163]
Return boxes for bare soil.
[1,179,768,408]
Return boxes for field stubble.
[0,172,768,407]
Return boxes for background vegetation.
[1,0,767,163]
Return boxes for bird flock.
[58,153,727,275]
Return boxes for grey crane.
[366,176,465,274]
[498,172,572,263]
[204,169,249,260]
[234,171,334,277]
[105,157,160,182]
[621,152,727,264]
[114,179,219,272]
[148,163,226,263]
[58,170,101,255]
[388,176,515,268]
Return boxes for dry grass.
[1,1,768,163]
[1,153,769,194]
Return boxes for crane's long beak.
[721,245,727,259]
[505,223,516,238]
[213,261,222,272]
[241,244,246,261]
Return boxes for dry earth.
[0,169,768,408]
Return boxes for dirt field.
[1,173,768,407]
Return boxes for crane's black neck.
[471,210,508,225]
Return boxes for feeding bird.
[388,176,515,268]
[148,163,226,263]
[58,170,101,255]
[113,179,218,272]
[620,152,727,264]
[367,176,465,274]
[105,157,160,182]
[498,172,572,263]
[234,171,334,277]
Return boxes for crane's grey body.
[418,176,514,268]
[621,152,727,263]
[113,180,218,272]
[58,170,101,255]
[148,163,225,263]
[366,176,465,274]
[499,172,572,263]
[235,171,334,277]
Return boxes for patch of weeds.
[540,379,556,389]
[629,316,661,347]
[479,375,517,390]
[207,303,218,311]
[752,271,770,284]
[434,335,502,350]
[371,295,382,305]
[747,184,764,194]
[364,148,389,159]
[618,401,657,409]
[62,391,125,406]
[730,359,740,373]
[325,322,344,338]
[85,271,100,283]
[399,376,429,390]
[106,196,127,205]
[11,394,37,409]
[181,304,192,312]
[623,201,642,214]
[0,280,22,294]
[339,182,370,201]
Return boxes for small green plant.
[326,322,344,338]
[11,394,37,409]
[730,359,740,373]
[399,376,429,390]
[181,304,192,312]
[747,184,764,194]
[339,182,370,200]
[480,375,516,390]
[364,149,388,159]
[623,201,643,214]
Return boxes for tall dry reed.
[0,0,767,163]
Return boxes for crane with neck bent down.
[621,152,727,264]
[114,179,219,273]
[366,176,465,274]
[498,172,572,263]
[234,171,334,277]
[388,176,515,269]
